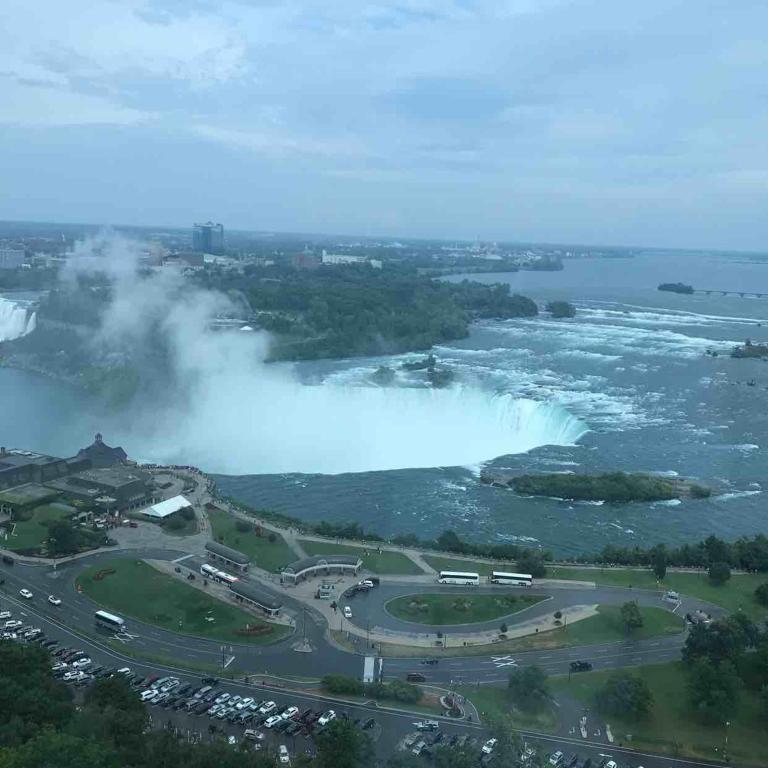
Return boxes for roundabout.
[384,592,548,626]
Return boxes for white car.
[281,706,299,720]
[258,700,276,715]
[482,738,497,755]
[47,595,62,606]
[140,689,157,702]
[549,751,564,766]
[19,589,33,599]
[318,709,336,726]
[0,611,11,620]
[71,658,92,668]
[63,670,82,681]
[343,606,352,619]
[264,714,283,729]
[237,697,255,710]
[244,729,265,742]
[117,667,131,676]
[278,745,290,765]
[359,580,374,588]
[214,692,230,705]
[4,620,22,630]
[51,662,68,672]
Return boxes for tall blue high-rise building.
[192,221,224,254]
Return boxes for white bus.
[438,571,480,585]
[95,610,125,631]
[200,563,238,584]
[489,571,533,587]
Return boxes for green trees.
[516,549,547,578]
[546,301,576,318]
[508,665,549,711]
[321,674,422,704]
[708,561,732,586]
[594,672,653,719]
[686,659,742,723]
[511,472,685,503]
[755,582,768,606]
[314,719,373,768]
[650,545,667,581]
[620,601,644,633]
[46,520,81,556]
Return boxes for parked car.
[281,706,299,721]
[0,611,11,620]
[549,751,564,766]
[569,661,592,672]
[258,701,277,715]
[415,720,439,732]
[482,738,498,755]
[264,714,283,729]
[278,745,290,765]
[244,729,264,742]
[317,710,336,726]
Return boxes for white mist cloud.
[66,234,586,474]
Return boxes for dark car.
[2,555,15,565]
[406,672,426,682]
[201,676,219,686]
[569,661,593,672]
[421,658,439,665]
[563,754,579,768]
[362,718,376,730]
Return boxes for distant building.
[192,222,224,254]
[75,433,128,469]
[0,249,25,269]
[292,251,320,270]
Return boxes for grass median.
[298,539,425,575]
[386,593,547,625]
[207,508,296,572]
[78,558,291,645]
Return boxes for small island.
[480,471,711,503]
[546,300,576,318]
[731,339,768,359]
[658,282,694,294]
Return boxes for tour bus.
[95,610,126,632]
[438,571,480,586]
[489,571,533,587]
[200,563,238,584]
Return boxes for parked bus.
[200,563,238,584]
[489,571,533,587]
[438,571,480,585]
[95,610,125,632]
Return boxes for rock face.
[731,339,768,359]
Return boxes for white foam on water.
[714,490,762,501]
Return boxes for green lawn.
[78,558,291,645]
[386,593,546,625]
[6,504,70,551]
[455,685,559,733]
[208,509,296,572]
[551,566,768,621]
[557,604,683,645]
[298,539,425,575]
[551,662,766,765]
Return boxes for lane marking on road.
[489,655,518,668]
[112,630,140,644]
[224,655,236,669]
[172,554,194,564]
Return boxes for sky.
[1,0,767,250]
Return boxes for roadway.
[0,554,735,768]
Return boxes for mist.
[65,235,587,475]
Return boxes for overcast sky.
[1,0,766,250]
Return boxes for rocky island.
[658,282,694,294]
[480,471,712,503]
[731,339,768,359]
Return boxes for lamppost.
[724,720,730,763]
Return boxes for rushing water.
[1,251,768,556]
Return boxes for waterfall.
[150,381,589,475]
[0,298,37,342]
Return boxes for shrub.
[755,583,768,607]
[235,520,250,533]
[595,672,653,719]
[708,561,732,586]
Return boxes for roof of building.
[0,449,64,470]
[68,466,149,490]
[229,580,282,610]
[282,554,362,575]
[76,433,128,468]
[143,495,192,519]
[0,483,60,507]
[205,540,250,565]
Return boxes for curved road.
[0,549,726,685]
